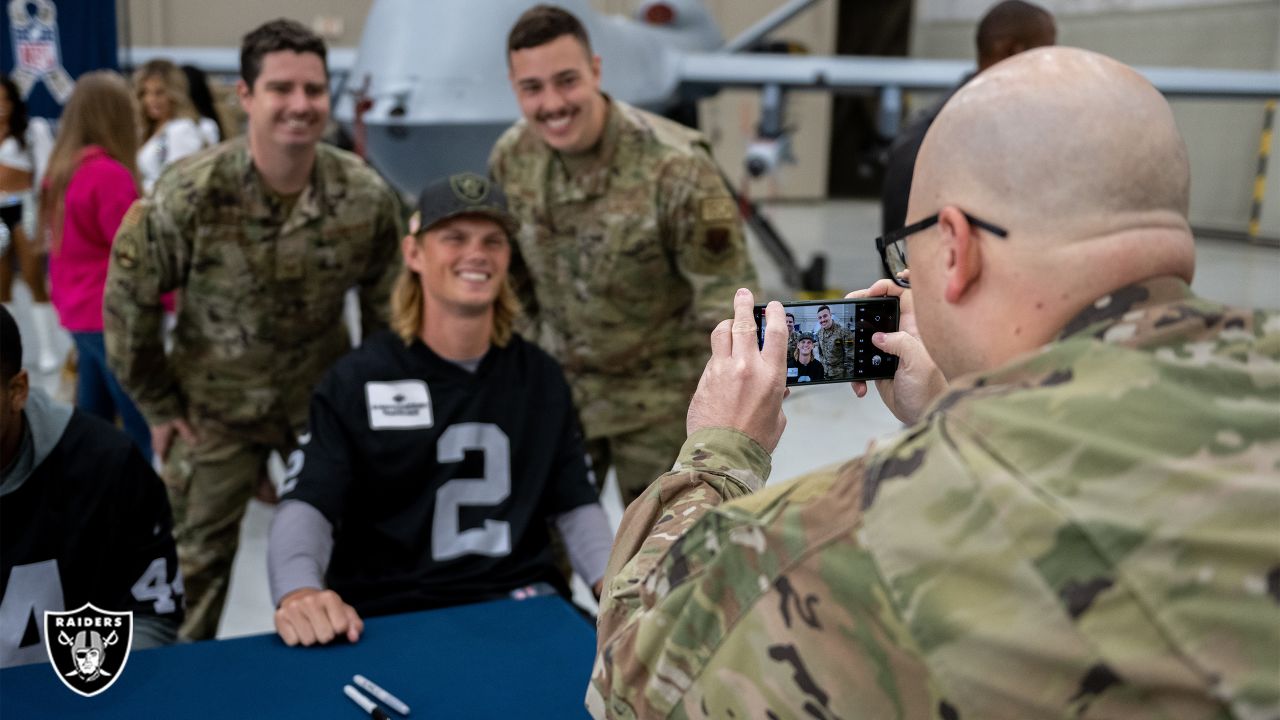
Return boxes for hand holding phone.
[753,297,900,387]
[845,280,948,425]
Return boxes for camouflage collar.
[1055,276,1194,342]
[236,138,326,226]
[550,95,624,199]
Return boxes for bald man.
[587,48,1280,719]
[881,0,1055,234]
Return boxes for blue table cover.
[0,596,595,718]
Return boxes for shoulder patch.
[700,197,737,224]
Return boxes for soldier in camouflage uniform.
[814,303,854,380]
[490,6,758,506]
[588,48,1280,719]
[103,20,402,640]
[785,312,799,358]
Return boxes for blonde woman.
[135,59,205,193]
[42,71,151,460]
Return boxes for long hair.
[134,59,198,140]
[390,236,519,349]
[41,71,139,253]
[182,64,225,140]
[0,76,29,149]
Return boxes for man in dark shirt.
[0,306,181,666]
[268,174,612,647]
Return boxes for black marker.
[344,684,390,720]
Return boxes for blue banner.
[0,0,117,118]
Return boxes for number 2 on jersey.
[432,423,512,561]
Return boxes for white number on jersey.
[0,560,64,667]
[431,423,512,561]
[130,558,180,614]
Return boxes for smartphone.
[754,297,900,385]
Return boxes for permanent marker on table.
[344,684,391,720]
[354,674,411,715]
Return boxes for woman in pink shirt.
[42,71,151,460]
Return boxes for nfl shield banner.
[43,604,133,697]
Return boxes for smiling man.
[103,18,402,640]
[267,174,611,646]
[489,5,758,507]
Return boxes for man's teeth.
[285,118,309,129]
[545,115,571,130]
[458,271,489,282]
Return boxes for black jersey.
[0,411,183,667]
[282,331,598,617]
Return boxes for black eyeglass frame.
[875,212,1009,288]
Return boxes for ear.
[937,206,982,304]
[401,233,423,273]
[590,54,602,81]
[236,79,252,112]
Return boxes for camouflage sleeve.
[103,198,188,426]
[589,427,770,713]
[659,153,759,334]
[357,183,405,338]
[589,430,941,718]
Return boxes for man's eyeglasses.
[874,212,1008,288]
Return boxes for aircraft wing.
[120,47,357,76]
[677,52,1280,100]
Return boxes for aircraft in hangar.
[126,0,1280,290]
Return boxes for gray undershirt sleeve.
[268,500,335,608]
[132,615,178,649]
[553,503,614,588]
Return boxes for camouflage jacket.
[817,322,855,380]
[104,138,403,436]
[489,99,758,438]
[589,277,1280,719]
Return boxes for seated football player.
[0,306,182,667]
[268,173,613,647]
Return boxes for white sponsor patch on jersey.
[365,381,434,430]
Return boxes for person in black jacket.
[0,305,182,667]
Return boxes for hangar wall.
[911,0,1280,237]
[116,0,1279,234]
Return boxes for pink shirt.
[49,146,138,332]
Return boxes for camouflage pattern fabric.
[817,323,855,380]
[104,137,403,435]
[585,412,688,507]
[786,329,799,359]
[489,99,758,442]
[103,138,402,639]
[589,277,1280,719]
[161,422,298,640]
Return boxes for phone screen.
[754,297,900,385]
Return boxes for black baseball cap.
[413,172,519,238]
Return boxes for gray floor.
[9,199,1279,639]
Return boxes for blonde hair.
[42,71,139,254]
[134,59,198,140]
[390,233,519,348]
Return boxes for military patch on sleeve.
[699,197,737,224]
[119,201,147,233]
[703,226,731,255]
[111,202,148,270]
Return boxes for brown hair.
[134,59,198,140]
[42,71,139,254]
[391,229,519,349]
[240,18,327,89]
[507,4,592,60]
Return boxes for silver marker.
[344,684,390,720]
[354,674,411,716]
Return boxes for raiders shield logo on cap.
[44,604,133,697]
[450,173,490,204]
